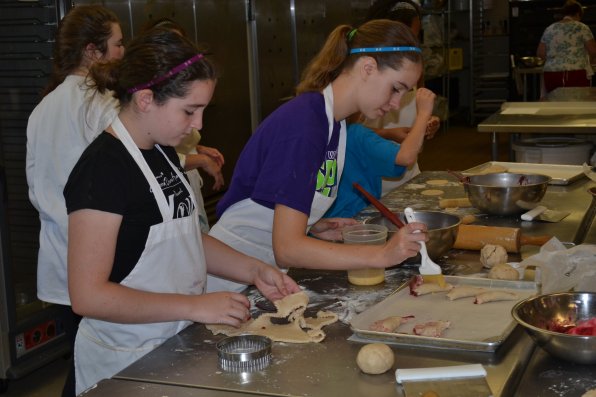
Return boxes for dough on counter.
[488,263,519,280]
[369,315,414,332]
[420,189,444,196]
[206,291,338,343]
[426,179,449,186]
[480,244,508,269]
[356,343,395,374]
[582,389,596,397]
[474,290,518,304]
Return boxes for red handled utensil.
[352,182,405,228]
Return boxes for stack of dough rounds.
[356,343,395,374]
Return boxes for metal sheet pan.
[350,276,538,352]
[463,161,585,185]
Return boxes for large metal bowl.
[364,210,460,260]
[512,292,596,364]
[464,172,551,215]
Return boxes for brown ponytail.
[296,19,421,94]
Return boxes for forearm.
[373,126,410,143]
[183,153,210,171]
[395,112,430,166]
[202,233,261,284]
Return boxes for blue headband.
[349,46,421,54]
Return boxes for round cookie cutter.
[216,335,272,372]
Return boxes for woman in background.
[537,0,596,93]
[25,5,124,396]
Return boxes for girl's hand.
[310,217,359,241]
[196,145,224,167]
[252,264,302,302]
[425,116,440,140]
[415,88,436,118]
[193,292,251,327]
[383,221,428,266]
[200,156,225,190]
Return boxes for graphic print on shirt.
[316,122,340,197]
[154,170,194,218]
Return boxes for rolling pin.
[439,198,472,208]
[454,224,552,253]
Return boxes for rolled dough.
[426,179,449,186]
[206,291,338,343]
[420,189,444,196]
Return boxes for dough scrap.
[426,179,449,186]
[421,189,444,196]
[480,244,508,269]
[488,263,519,280]
[206,291,338,343]
[356,343,395,374]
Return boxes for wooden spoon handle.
[352,182,405,228]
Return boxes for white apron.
[207,84,347,292]
[74,117,207,395]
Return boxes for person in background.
[207,19,428,293]
[362,0,441,194]
[25,5,124,396]
[324,87,435,218]
[143,17,225,232]
[537,0,596,93]
[64,29,300,394]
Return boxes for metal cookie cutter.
[216,335,272,372]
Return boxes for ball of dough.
[356,343,394,374]
[488,263,519,280]
[480,244,508,269]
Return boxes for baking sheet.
[350,276,538,352]
[463,161,585,185]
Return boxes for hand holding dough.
[480,244,508,269]
[356,343,395,374]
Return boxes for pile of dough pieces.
[480,244,519,280]
[206,291,338,343]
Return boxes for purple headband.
[127,53,204,94]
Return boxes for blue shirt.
[324,124,405,218]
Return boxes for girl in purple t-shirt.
[208,19,429,292]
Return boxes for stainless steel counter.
[93,172,595,397]
[477,101,596,160]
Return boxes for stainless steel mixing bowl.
[364,210,460,260]
[464,172,551,215]
[512,292,596,364]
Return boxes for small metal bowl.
[464,172,551,215]
[216,335,272,372]
[519,56,545,68]
[365,210,460,260]
[512,292,596,364]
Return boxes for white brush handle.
[521,205,547,221]
[395,364,487,383]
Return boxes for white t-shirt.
[26,74,118,305]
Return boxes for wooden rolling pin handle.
[439,198,472,208]
[519,234,552,247]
